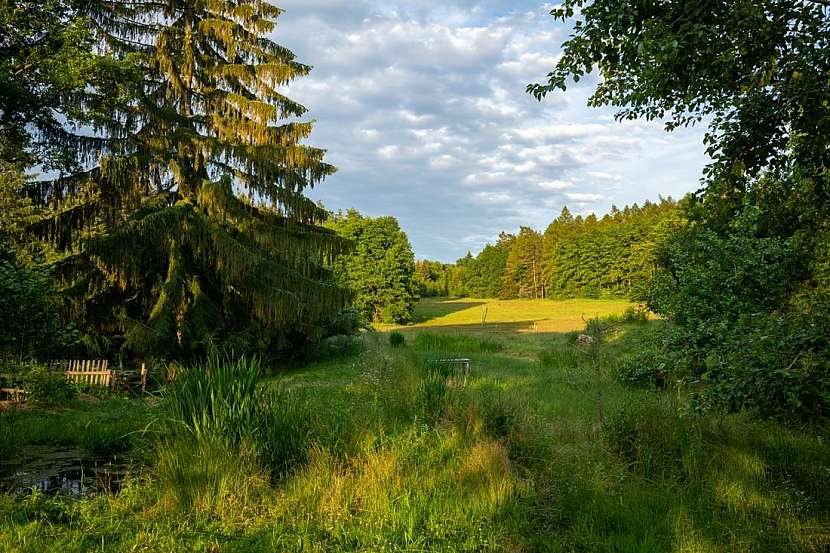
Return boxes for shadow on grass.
[405,320,574,338]
[515,401,830,552]
[411,298,487,324]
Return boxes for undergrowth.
[1,328,828,552]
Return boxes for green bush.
[621,305,649,324]
[694,310,830,421]
[307,334,365,362]
[614,349,667,388]
[644,216,830,422]
[23,366,76,407]
[323,307,367,336]
[0,260,77,363]
[388,331,406,348]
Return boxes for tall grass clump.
[161,355,310,477]
[162,355,262,443]
[388,330,406,348]
[603,396,702,481]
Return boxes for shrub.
[643,217,830,422]
[693,310,830,421]
[324,307,368,336]
[0,260,77,363]
[23,366,76,407]
[614,349,667,388]
[307,334,365,362]
[388,331,406,348]
[621,305,649,324]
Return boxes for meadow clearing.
[1,298,827,552]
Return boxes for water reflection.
[1,445,130,496]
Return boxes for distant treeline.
[416,197,682,300]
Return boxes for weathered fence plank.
[62,359,112,388]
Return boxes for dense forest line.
[416,198,681,301]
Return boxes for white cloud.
[272,0,709,261]
[538,179,572,190]
[566,192,605,202]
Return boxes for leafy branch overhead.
[529,0,830,200]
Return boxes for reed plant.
[160,354,310,478]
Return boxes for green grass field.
[404,297,636,333]
[1,299,828,552]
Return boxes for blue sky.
[274,1,710,262]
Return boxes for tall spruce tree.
[31,1,348,357]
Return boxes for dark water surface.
[0,445,130,496]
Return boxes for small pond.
[0,445,132,497]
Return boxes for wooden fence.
[56,359,113,387]
[51,360,149,392]
[1,361,149,403]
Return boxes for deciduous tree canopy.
[328,210,418,325]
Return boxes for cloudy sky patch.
[275,0,709,262]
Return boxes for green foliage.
[695,309,830,421]
[307,334,365,362]
[501,227,544,299]
[323,307,368,337]
[543,201,683,299]
[22,366,76,408]
[458,233,514,298]
[648,223,801,327]
[620,306,649,324]
[643,203,830,421]
[388,331,406,348]
[0,1,128,171]
[8,0,349,360]
[0,259,76,362]
[530,1,830,424]
[529,0,830,199]
[161,355,310,476]
[614,348,666,389]
[328,210,419,324]
[414,259,451,297]
[438,199,682,300]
